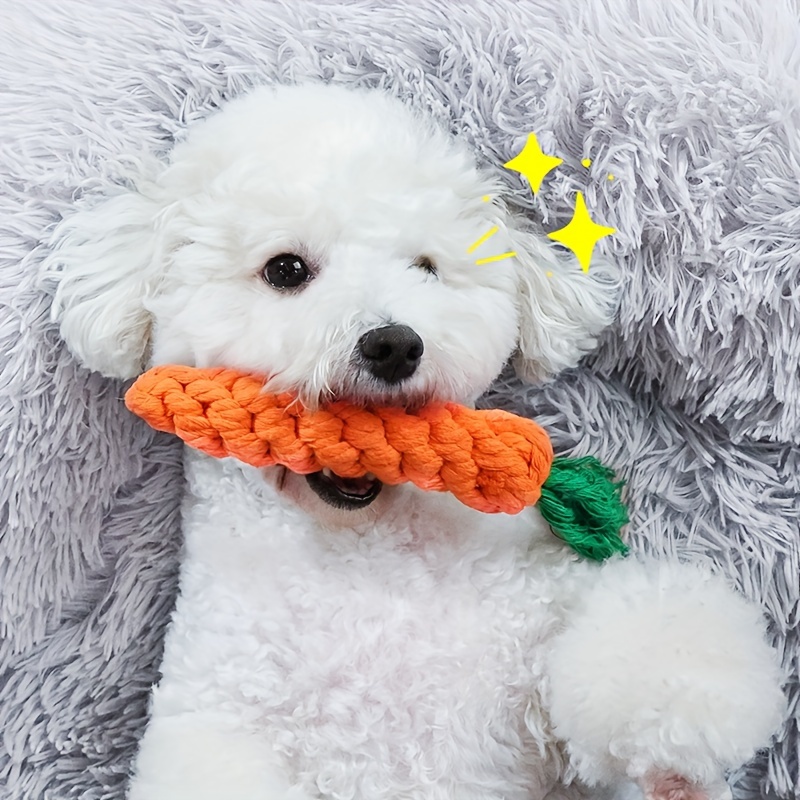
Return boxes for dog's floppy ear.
[508,223,621,382]
[42,164,174,378]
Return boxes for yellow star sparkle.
[547,192,615,273]
[503,133,563,194]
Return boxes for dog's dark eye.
[413,256,437,276]
[262,254,311,289]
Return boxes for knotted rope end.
[538,456,629,562]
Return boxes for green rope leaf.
[538,456,629,561]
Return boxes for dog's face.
[144,87,521,409]
[46,84,618,512]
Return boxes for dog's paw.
[639,772,731,800]
[547,559,785,790]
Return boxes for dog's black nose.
[358,324,424,384]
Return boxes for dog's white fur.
[44,84,785,800]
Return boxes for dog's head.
[45,84,619,511]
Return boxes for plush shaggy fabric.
[1,0,798,798]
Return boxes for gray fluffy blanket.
[1,0,798,797]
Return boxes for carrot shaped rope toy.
[125,365,629,561]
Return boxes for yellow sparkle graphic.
[504,133,563,194]
[467,226,499,254]
[581,158,592,168]
[481,195,491,202]
[547,192,615,273]
[475,251,517,265]
[607,174,615,181]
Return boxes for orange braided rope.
[124,365,554,514]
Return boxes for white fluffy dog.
[45,84,785,800]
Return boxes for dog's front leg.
[127,712,312,800]
[542,557,785,800]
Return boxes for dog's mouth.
[305,468,383,510]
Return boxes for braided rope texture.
[124,365,554,514]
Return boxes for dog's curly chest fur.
[152,453,570,799]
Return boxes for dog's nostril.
[357,324,424,385]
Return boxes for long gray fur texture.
[1,0,798,797]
